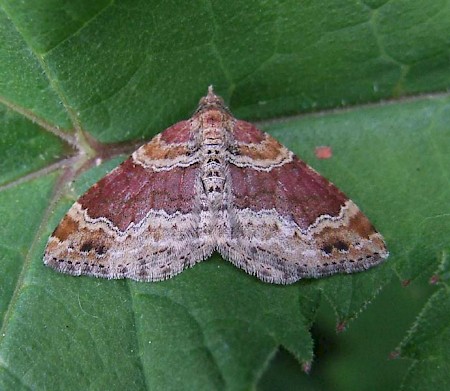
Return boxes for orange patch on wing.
[53,214,80,241]
[348,211,377,239]
[237,136,285,160]
[141,138,189,160]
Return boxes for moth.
[44,87,388,284]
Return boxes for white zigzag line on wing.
[73,202,193,238]
[226,150,294,171]
[73,198,356,243]
[235,200,356,238]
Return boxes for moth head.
[196,86,228,113]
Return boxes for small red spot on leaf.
[315,146,333,159]
[302,361,312,374]
[336,321,347,333]
[389,350,400,360]
[429,274,440,285]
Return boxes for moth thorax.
[200,142,226,204]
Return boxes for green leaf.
[396,251,450,391]
[0,1,449,390]
[0,106,71,186]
